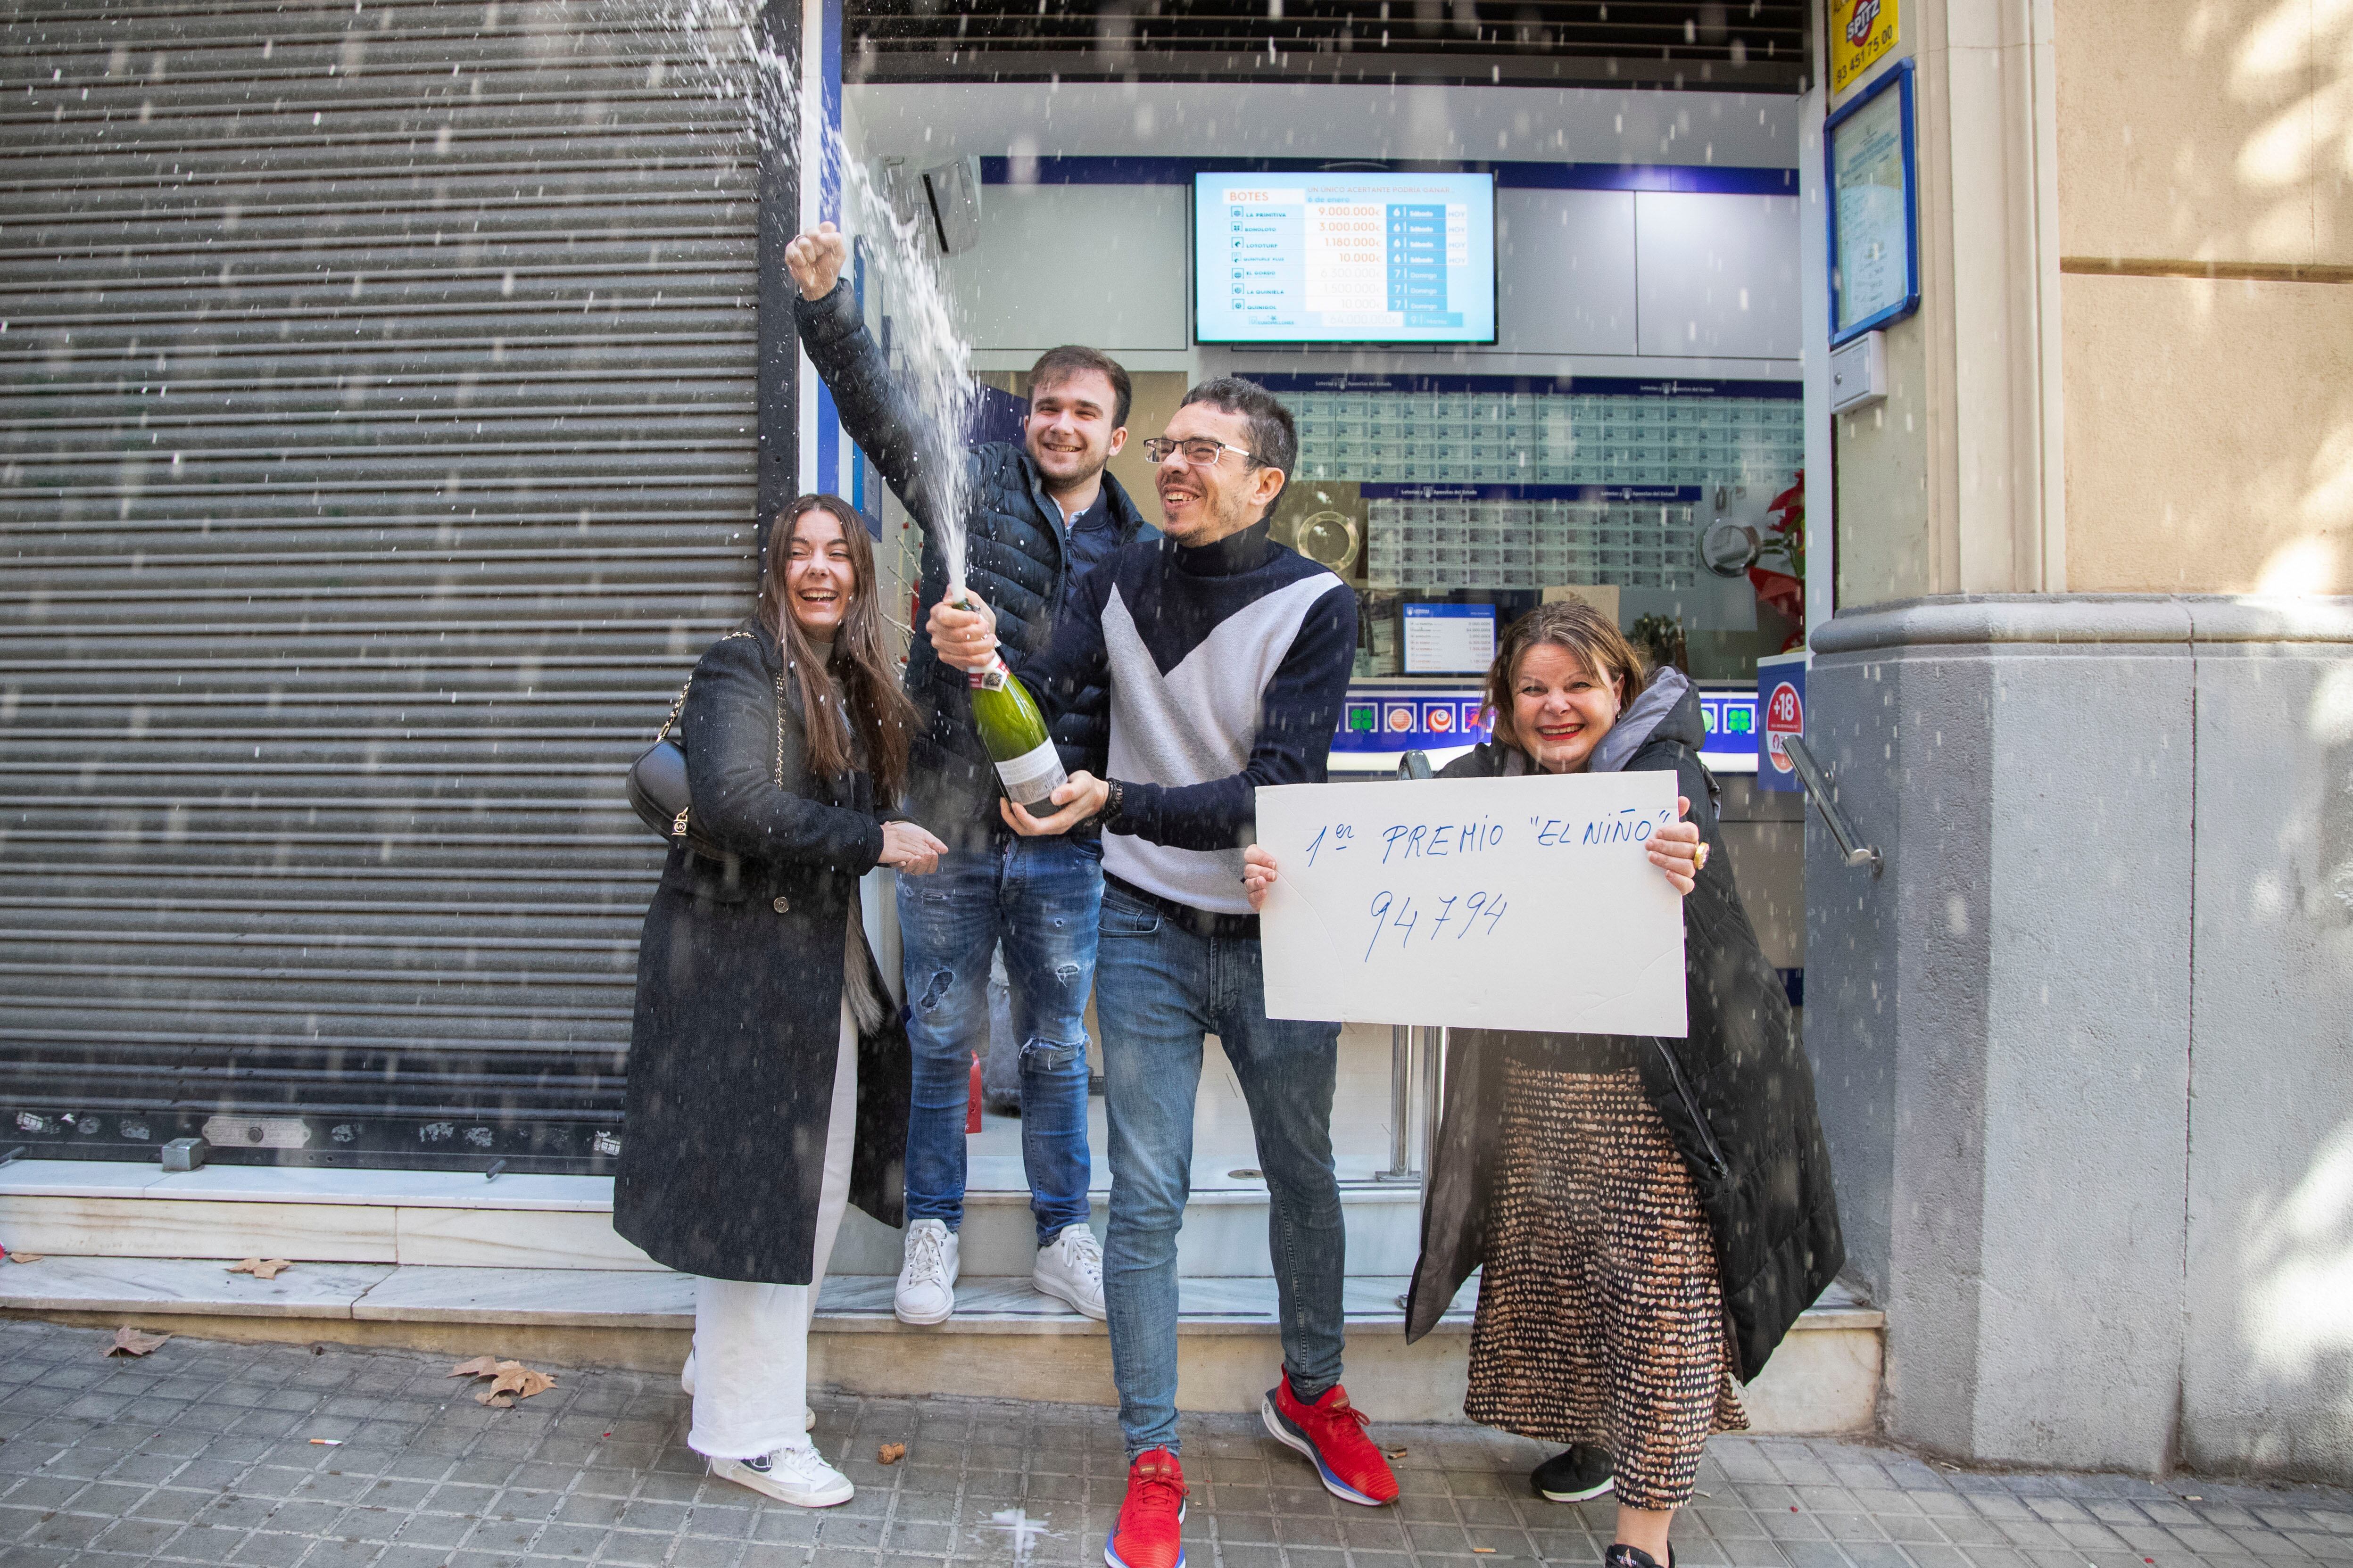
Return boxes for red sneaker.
[1262,1375,1399,1506]
[1104,1447,1187,1568]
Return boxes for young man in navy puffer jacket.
[787,223,1154,1329]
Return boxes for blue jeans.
[1093,883,1346,1457]
[897,835,1101,1246]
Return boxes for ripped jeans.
[896,834,1101,1245]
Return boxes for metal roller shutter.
[845,0,1811,91]
[0,0,765,1172]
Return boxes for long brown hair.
[756,494,916,804]
[1484,599,1650,757]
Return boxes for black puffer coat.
[613,620,910,1284]
[795,282,1153,847]
[1403,680,1844,1383]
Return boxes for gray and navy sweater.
[1017,519,1357,937]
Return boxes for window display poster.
[1401,602,1497,674]
[1831,0,1899,96]
[1830,65,1916,340]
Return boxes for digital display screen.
[1194,172,1498,345]
[1400,602,1498,674]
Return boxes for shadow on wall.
[2309,661,2353,929]
[2214,650,2353,1472]
[2220,0,2353,256]
[2056,0,2353,596]
[2242,1118,2353,1417]
[2077,0,2353,261]
[2223,0,2353,592]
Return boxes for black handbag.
[626,680,697,847]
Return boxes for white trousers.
[684,996,858,1460]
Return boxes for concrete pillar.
[1804,594,2353,1480]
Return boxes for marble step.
[0,1255,1883,1433]
[0,1254,1476,1332]
[0,1158,1424,1279]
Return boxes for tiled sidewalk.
[0,1320,2344,1568]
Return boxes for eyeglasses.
[1141,435,1261,468]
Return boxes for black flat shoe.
[1532,1444,1614,1502]
[1602,1548,1674,1568]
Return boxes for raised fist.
[783,222,850,302]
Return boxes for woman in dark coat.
[614,495,947,1510]
[1244,601,1841,1568]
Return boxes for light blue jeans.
[896,835,1101,1246]
[1093,880,1346,1457]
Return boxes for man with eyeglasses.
[928,379,1398,1568]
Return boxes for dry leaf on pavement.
[108,1327,170,1357]
[878,1443,907,1464]
[453,1355,555,1405]
[228,1258,293,1280]
[489,1361,556,1397]
[8,1253,44,1264]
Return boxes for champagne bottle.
[968,654,1068,809]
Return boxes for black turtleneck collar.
[1169,518,1275,578]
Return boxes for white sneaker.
[894,1218,960,1325]
[678,1353,815,1429]
[1032,1223,1106,1320]
[709,1444,853,1508]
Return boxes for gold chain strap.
[655,678,695,842]
[659,630,761,847]
[653,679,691,743]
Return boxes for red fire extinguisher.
[966,1052,984,1135]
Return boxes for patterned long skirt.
[1463,1061,1748,1510]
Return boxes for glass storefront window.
[1266,373,1804,699]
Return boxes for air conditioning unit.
[921,155,985,256]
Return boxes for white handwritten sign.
[1255,771,1689,1037]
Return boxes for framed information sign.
[1826,59,1919,345]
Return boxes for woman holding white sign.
[1243,601,1842,1568]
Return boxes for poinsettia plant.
[1748,470,1805,651]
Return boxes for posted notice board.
[1828,59,1919,342]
